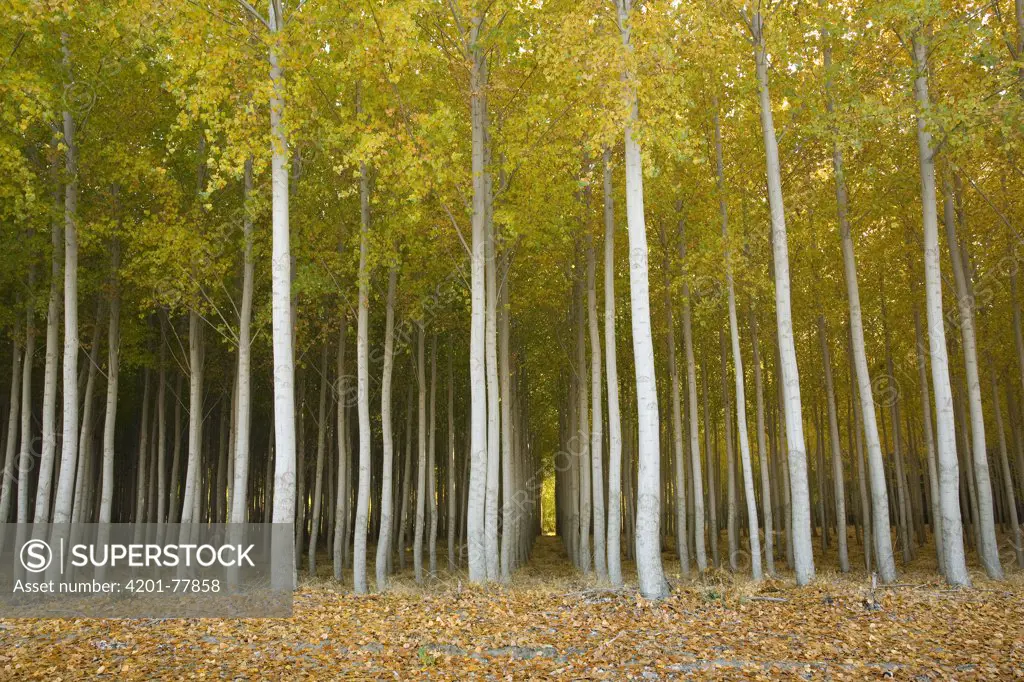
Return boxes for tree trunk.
[616,0,668,599]
[35,201,62,524]
[586,236,608,582]
[375,268,397,589]
[752,10,814,584]
[98,252,121,524]
[660,229,688,576]
[415,325,427,584]
[428,335,439,577]
[991,366,1023,567]
[816,315,849,572]
[309,345,330,576]
[576,275,591,574]
[941,172,1001,578]
[466,18,489,584]
[353,149,372,593]
[448,348,457,572]
[603,149,624,586]
[55,31,80,527]
[913,307,944,574]
[0,334,22,530]
[268,0,297,591]
[500,267,516,581]
[911,34,970,586]
[749,305,773,575]
[179,308,205,532]
[713,102,762,579]
[230,158,255,524]
[333,318,348,580]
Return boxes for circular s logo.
[20,539,52,573]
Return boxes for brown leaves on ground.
[0,537,1021,680]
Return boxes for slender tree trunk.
[991,366,1023,567]
[268,0,297,590]
[375,269,397,589]
[584,235,608,582]
[415,325,427,584]
[713,102,762,579]
[603,149,624,586]
[576,275,591,574]
[447,348,457,572]
[816,315,848,571]
[55,32,80,527]
[398,383,414,572]
[615,0,669,598]
[179,309,204,531]
[0,334,21,530]
[133,370,151,543]
[500,270,516,581]
[35,203,62,524]
[752,10,814,584]
[660,229,689,576]
[749,305,773,575]
[353,149,372,593]
[231,158,255,524]
[98,252,121,524]
[308,346,329,576]
[466,19,489,584]
[332,319,348,580]
[941,173,1001,578]
[911,33,970,586]
[913,308,943,574]
[169,373,183,523]
[428,336,439,577]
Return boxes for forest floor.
[1,535,1022,680]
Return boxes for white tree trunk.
[447,349,457,571]
[376,269,397,589]
[231,158,255,524]
[752,11,814,584]
[54,33,80,526]
[911,34,970,586]
[749,305,773,575]
[602,149,624,587]
[98,258,120,524]
[913,308,943,574]
[178,309,204,531]
[586,238,607,581]
[616,0,669,599]
[268,2,297,592]
[660,230,688,576]
[500,271,515,581]
[332,319,348,580]
[35,211,62,523]
[466,21,489,584]
[816,316,848,572]
[576,278,591,574]
[713,102,762,579]
[941,173,1001,578]
[353,153,372,594]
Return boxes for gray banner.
[0,524,294,618]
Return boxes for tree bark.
[231,158,255,524]
[941,172,1001,578]
[752,10,814,584]
[309,345,330,576]
[414,325,427,584]
[603,149,624,586]
[587,236,607,581]
[466,16,489,584]
[816,315,848,572]
[911,33,970,586]
[616,0,669,599]
[375,268,397,589]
